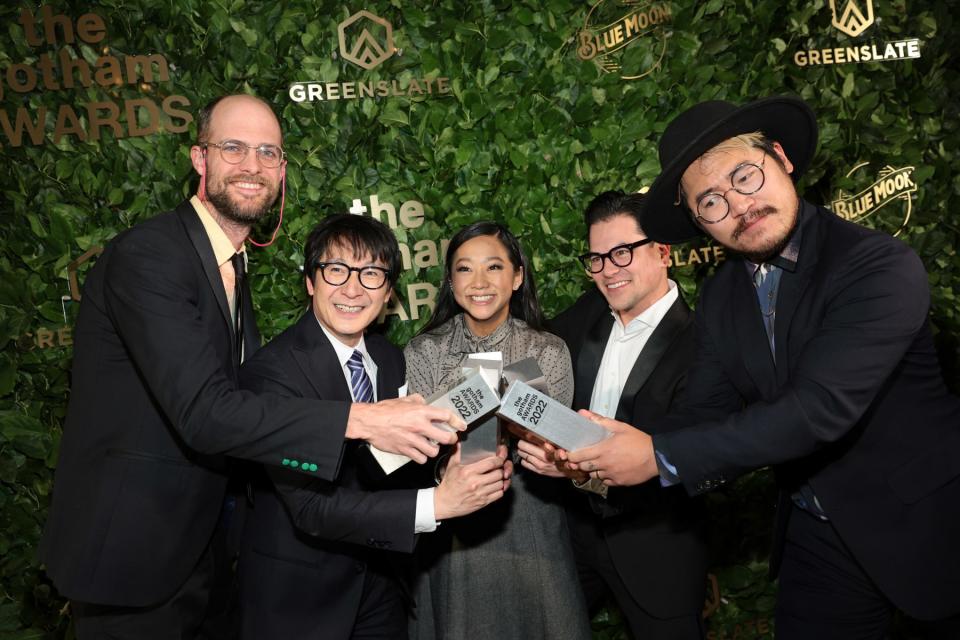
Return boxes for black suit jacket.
[41,201,351,607]
[239,311,417,638]
[654,201,960,620]
[552,290,707,619]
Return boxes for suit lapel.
[574,312,614,410]
[731,263,779,398]
[290,313,352,402]
[177,202,233,335]
[614,296,690,422]
[773,204,821,386]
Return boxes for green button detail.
[309,463,318,472]
[290,460,299,468]
[281,458,290,466]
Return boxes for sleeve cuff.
[414,487,439,533]
[655,449,681,487]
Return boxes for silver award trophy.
[498,379,611,451]
[369,370,500,474]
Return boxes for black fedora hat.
[643,96,818,243]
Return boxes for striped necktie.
[346,350,373,403]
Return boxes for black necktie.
[230,252,245,366]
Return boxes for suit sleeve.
[655,235,931,495]
[241,349,418,554]
[103,225,349,479]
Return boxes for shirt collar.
[609,279,679,333]
[449,313,513,355]
[745,200,805,275]
[314,313,369,368]
[191,195,244,268]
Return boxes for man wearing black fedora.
[564,96,960,638]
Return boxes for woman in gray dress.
[405,221,590,640]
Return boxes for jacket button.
[308,463,318,472]
[281,458,290,466]
[290,460,299,468]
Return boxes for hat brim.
[643,96,818,244]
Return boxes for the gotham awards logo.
[793,1,921,67]
[831,162,916,236]
[831,0,874,37]
[1,5,192,147]
[290,9,451,103]
[346,194,451,322]
[576,1,672,80]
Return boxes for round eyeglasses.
[578,238,653,274]
[202,139,286,168]
[315,262,390,290]
[694,154,767,223]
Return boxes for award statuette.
[497,380,611,451]
[370,371,500,474]
[459,353,503,464]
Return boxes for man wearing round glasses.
[563,97,960,638]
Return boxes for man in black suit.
[565,97,960,638]
[238,214,512,639]
[520,191,707,639]
[40,94,465,639]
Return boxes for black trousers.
[72,543,217,640]
[776,504,960,640]
[573,523,703,640]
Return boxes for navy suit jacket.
[654,201,960,620]
[553,290,707,618]
[239,311,417,638]
[41,201,350,607]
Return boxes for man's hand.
[561,410,659,487]
[517,439,587,482]
[346,394,465,464]
[434,444,512,520]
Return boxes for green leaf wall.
[1,1,957,636]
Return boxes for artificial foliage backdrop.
[1,0,957,637]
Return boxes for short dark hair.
[418,221,545,335]
[303,214,402,287]
[583,190,646,234]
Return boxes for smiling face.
[190,95,284,226]
[306,244,392,347]
[450,234,523,337]
[680,140,799,262]
[587,213,671,325]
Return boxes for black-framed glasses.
[693,154,767,224]
[202,139,286,168]
[578,238,654,273]
[315,262,390,290]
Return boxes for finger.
[465,455,508,474]
[420,422,459,445]
[496,444,509,458]
[404,445,428,465]
[503,459,514,480]
[404,393,426,404]
[567,443,602,464]
[517,440,547,460]
[448,442,462,467]
[408,436,441,462]
[419,406,467,431]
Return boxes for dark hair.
[583,190,646,234]
[418,221,545,335]
[303,214,402,286]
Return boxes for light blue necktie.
[346,350,373,403]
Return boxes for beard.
[733,203,800,263]
[204,174,280,225]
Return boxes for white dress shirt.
[316,318,438,533]
[588,280,679,417]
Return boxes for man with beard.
[41,94,464,639]
[563,97,960,638]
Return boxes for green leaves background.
[1,0,957,636]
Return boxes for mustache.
[732,206,778,241]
